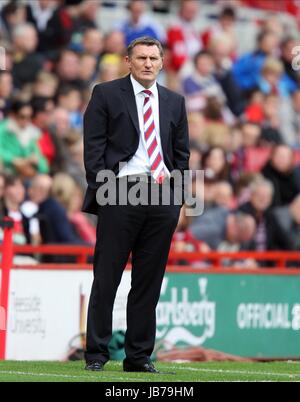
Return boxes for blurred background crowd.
[0,0,300,263]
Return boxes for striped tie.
[143,90,165,184]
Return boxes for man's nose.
[144,58,152,68]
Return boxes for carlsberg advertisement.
[156,273,300,357]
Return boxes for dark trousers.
[85,181,181,365]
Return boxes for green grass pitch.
[0,361,300,382]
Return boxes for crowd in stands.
[0,0,300,262]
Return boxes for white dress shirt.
[117,75,170,178]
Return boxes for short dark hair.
[127,36,164,59]
[194,50,212,65]
[220,6,236,19]
[4,173,21,188]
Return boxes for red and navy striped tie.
[143,90,165,184]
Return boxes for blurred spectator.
[262,144,300,207]
[0,71,13,119]
[31,96,56,166]
[1,174,34,245]
[98,54,123,83]
[167,0,202,71]
[190,203,229,249]
[269,195,300,251]
[217,213,257,252]
[11,23,44,89]
[202,147,231,182]
[26,0,58,53]
[258,57,297,97]
[284,90,300,147]
[81,28,104,60]
[233,31,280,91]
[209,35,246,116]
[0,99,49,178]
[103,30,126,56]
[33,71,59,98]
[238,177,274,251]
[79,53,98,87]
[189,141,202,172]
[117,0,165,46]
[0,0,27,42]
[28,174,84,244]
[52,173,95,244]
[55,49,82,89]
[56,85,83,131]
[182,50,227,113]
[281,36,300,87]
[202,6,238,59]
[214,181,235,209]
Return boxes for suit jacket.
[82,75,190,215]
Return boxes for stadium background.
[0,0,300,377]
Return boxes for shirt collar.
[130,74,158,98]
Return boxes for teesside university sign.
[156,273,300,358]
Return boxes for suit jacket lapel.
[120,76,171,154]
[120,75,140,136]
[157,84,170,156]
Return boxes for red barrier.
[0,218,14,360]
[0,244,299,270]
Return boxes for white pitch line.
[163,366,300,379]
[0,370,153,382]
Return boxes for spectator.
[182,50,227,113]
[0,99,49,178]
[218,213,257,252]
[11,23,44,89]
[56,85,83,132]
[118,0,166,46]
[33,71,59,98]
[209,35,246,116]
[258,57,297,97]
[52,173,96,244]
[55,49,82,89]
[239,177,274,251]
[103,30,126,56]
[233,31,280,91]
[98,54,123,83]
[79,53,98,88]
[202,147,231,182]
[26,0,58,53]
[269,195,300,251]
[0,0,27,42]
[81,28,104,60]
[189,202,229,249]
[279,90,300,147]
[262,144,299,207]
[167,0,202,71]
[281,36,300,87]
[202,6,238,59]
[0,71,13,119]
[28,174,84,244]
[31,96,56,166]
[1,174,33,245]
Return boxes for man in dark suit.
[83,37,190,373]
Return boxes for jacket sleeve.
[173,96,190,173]
[83,85,108,191]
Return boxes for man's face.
[251,186,273,212]
[126,45,163,88]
